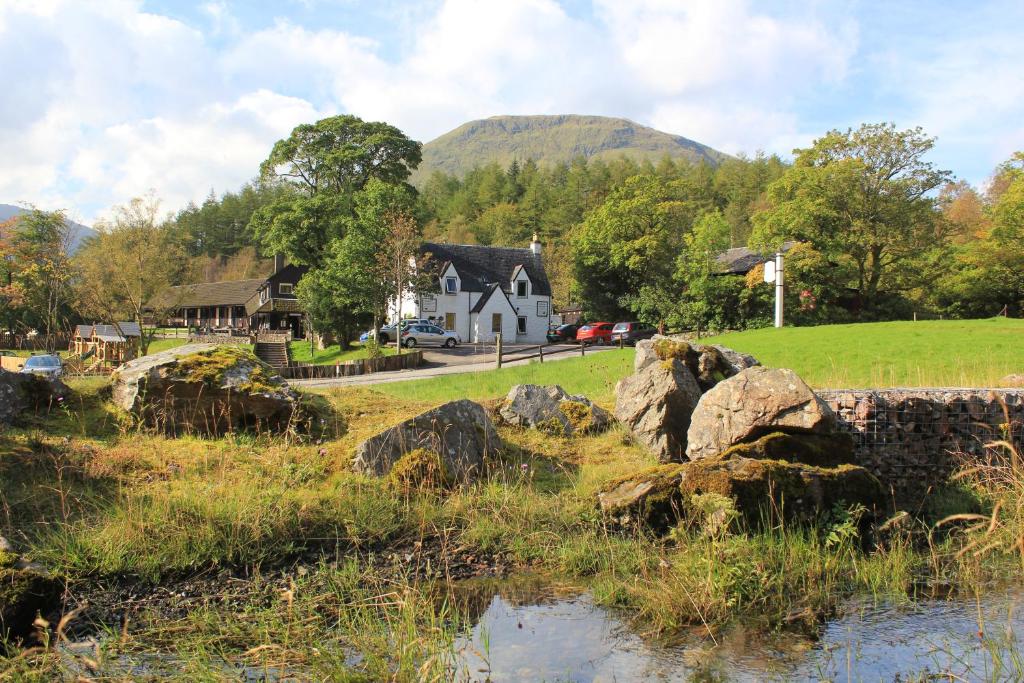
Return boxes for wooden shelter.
[71,323,142,370]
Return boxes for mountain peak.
[414,114,725,181]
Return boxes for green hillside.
[413,114,726,181]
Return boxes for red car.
[576,322,615,345]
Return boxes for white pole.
[774,251,784,328]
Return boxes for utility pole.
[774,251,784,328]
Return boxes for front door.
[445,312,456,331]
[491,313,502,334]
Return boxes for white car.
[372,319,432,344]
[401,324,460,348]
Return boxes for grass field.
[704,317,1024,389]
[288,340,397,364]
[369,349,634,405]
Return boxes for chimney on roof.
[529,233,542,257]
[274,253,285,273]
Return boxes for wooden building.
[162,258,308,338]
[71,322,142,369]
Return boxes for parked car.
[374,319,432,344]
[610,322,657,346]
[20,354,63,378]
[575,322,615,345]
[402,324,461,348]
[546,323,580,343]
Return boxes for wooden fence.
[0,332,72,351]
[494,334,591,369]
[279,350,423,380]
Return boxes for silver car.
[401,324,460,348]
[374,319,431,344]
[20,354,63,378]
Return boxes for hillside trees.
[752,124,951,315]
[0,208,76,347]
[75,195,192,354]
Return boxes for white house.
[406,236,553,345]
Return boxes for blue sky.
[1,0,1022,225]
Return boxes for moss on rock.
[174,346,279,394]
[561,400,594,434]
[717,431,855,468]
[598,463,688,532]
[388,448,455,490]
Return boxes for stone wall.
[818,388,1024,503]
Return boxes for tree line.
[3,116,1021,353]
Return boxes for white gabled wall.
[470,292,518,343]
[509,266,550,344]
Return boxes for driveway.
[292,342,621,389]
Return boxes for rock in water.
[0,368,70,427]
[352,399,502,482]
[0,536,63,644]
[499,384,611,436]
[111,343,301,435]
[614,358,702,462]
[686,367,837,461]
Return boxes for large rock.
[615,358,702,462]
[111,344,301,435]
[597,457,886,532]
[0,368,71,427]
[499,384,611,436]
[352,399,502,482]
[0,536,63,644]
[633,337,756,392]
[686,367,837,461]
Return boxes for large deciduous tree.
[249,115,422,268]
[75,195,192,354]
[752,123,951,314]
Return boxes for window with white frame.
[517,316,527,334]
[516,280,528,298]
[445,276,458,294]
[279,283,294,295]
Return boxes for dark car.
[610,322,657,346]
[546,323,580,343]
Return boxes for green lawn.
[289,341,396,365]
[371,349,634,405]
[145,338,191,354]
[704,317,1024,389]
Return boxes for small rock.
[499,384,611,436]
[998,374,1024,388]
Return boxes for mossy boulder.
[614,357,702,462]
[678,457,887,525]
[716,431,855,468]
[499,384,611,436]
[634,337,757,392]
[353,399,502,483]
[0,537,63,644]
[597,463,688,532]
[0,368,71,427]
[111,343,314,436]
[686,367,837,461]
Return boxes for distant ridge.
[413,114,726,181]
[0,204,96,253]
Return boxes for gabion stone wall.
[817,389,1024,504]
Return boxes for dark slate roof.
[74,322,141,341]
[715,241,797,275]
[421,242,552,296]
[164,278,265,308]
[470,283,517,313]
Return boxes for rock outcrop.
[686,367,837,461]
[111,344,303,435]
[499,384,611,436]
[633,337,757,390]
[0,536,63,644]
[0,368,70,427]
[614,358,702,461]
[353,399,502,482]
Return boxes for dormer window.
[516,281,528,298]
[259,287,269,304]
[445,276,458,294]
[279,283,294,295]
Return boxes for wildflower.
[319,448,328,457]
[520,462,529,474]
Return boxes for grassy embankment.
[3,319,1023,679]
[288,341,396,365]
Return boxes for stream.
[450,580,1024,682]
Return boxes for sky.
[1,0,1022,225]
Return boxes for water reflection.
[451,579,1024,682]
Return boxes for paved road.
[292,342,621,389]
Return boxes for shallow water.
[451,581,1024,682]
